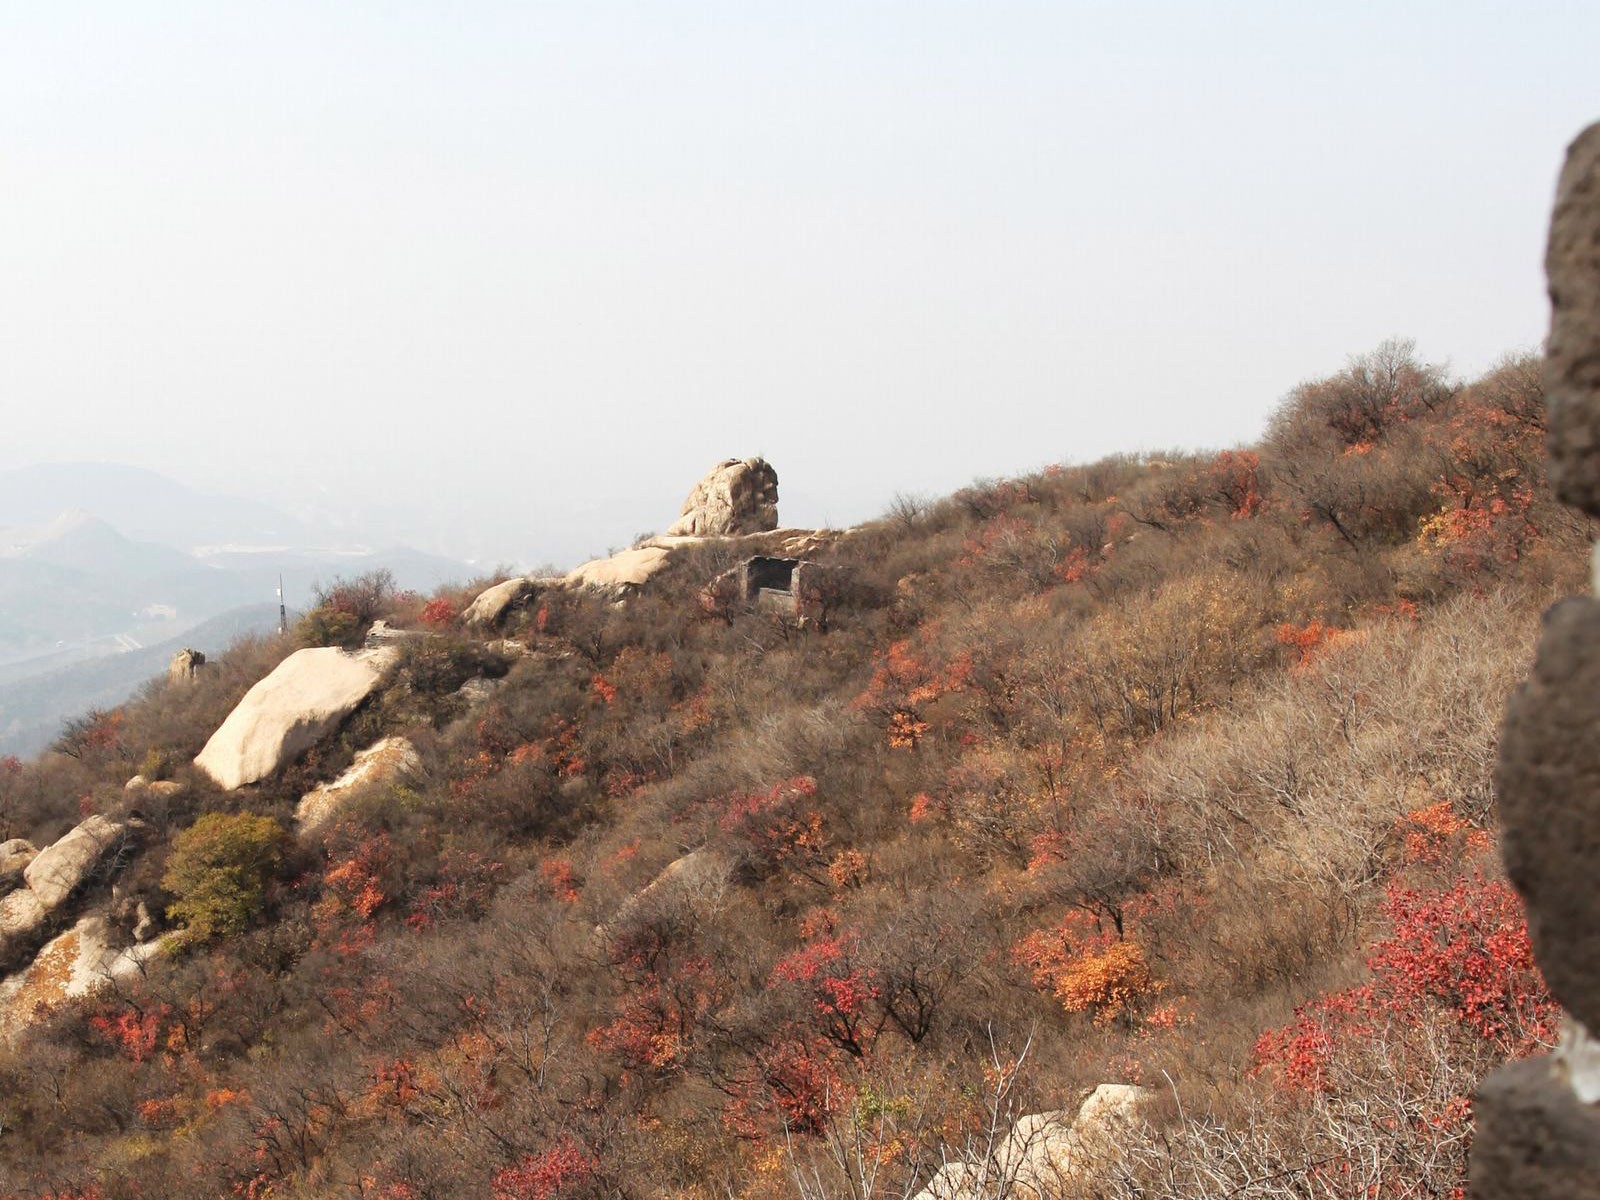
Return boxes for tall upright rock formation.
[666,457,780,537]
[1469,121,1600,1199]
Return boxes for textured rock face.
[296,736,421,835]
[0,916,155,1040]
[602,848,731,941]
[168,647,205,684]
[566,546,674,592]
[464,577,536,627]
[1468,121,1600,1198]
[194,647,397,790]
[666,457,780,537]
[1469,1055,1600,1199]
[364,619,426,649]
[0,890,46,949]
[0,840,36,888]
[23,815,127,912]
[908,1085,1148,1200]
[1496,598,1600,1032]
[1546,124,1600,515]
[998,1086,1148,1198]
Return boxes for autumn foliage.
[0,342,1580,1200]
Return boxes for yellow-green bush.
[161,812,286,944]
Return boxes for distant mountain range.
[0,462,475,754]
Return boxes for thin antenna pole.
[278,574,288,636]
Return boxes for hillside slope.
[0,342,1584,1200]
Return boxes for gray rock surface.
[1546,123,1600,514]
[1469,1055,1600,1199]
[296,736,421,835]
[1496,597,1600,1032]
[194,646,398,790]
[167,647,205,684]
[0,840,36,887]
[23,814,128,911]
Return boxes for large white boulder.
[296,736,421,835]
[566,546,674,592]
[194,647,398,790]
[667,457,780,537]
[23,815,128,911]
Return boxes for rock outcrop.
[909,1085,1149,1200]
[364,619,427,649]
[601,848,731,942]
[194,646,398,790]
[0,916,155,1041]
[23,814,129,911]
[666,457,780,537]
[1546,124,1600,516]
[0,891,47,951]
[1468,120,1600,1198]
[0,840,36,890]
[0,816,132,961]
[464,577,538,627]
[296,736,421,835]
[168,648,205,684]
[566,546,674,592]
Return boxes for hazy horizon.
[4,3,1596,567]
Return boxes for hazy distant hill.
[0,602,282,756]
[0,462,474,746]
[0,462,314,549]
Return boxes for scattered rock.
[0,840,37,886]
[24,814,130,912]
[365,619,427,649]
[666,457,780,537]
[296,736,421,835]
[566,546,674,592]
[1546,122,1600,516]
[913,1164,983,1200]
[168,648,205,685]
[124,776,183,799]
[464,577,538,627]
[0,890,46,952]
[193,646,398,790]
[0,916,156,1041]
[132,900,159,944]
[455,676,505,707]
[998,1085,1148,1197]
[600,848,731,943]
[1469,1054,1600,1199]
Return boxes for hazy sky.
[2,2,1596,567]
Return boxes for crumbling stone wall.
[1468,121,1600,1199]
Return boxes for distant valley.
[0,462,475,755]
